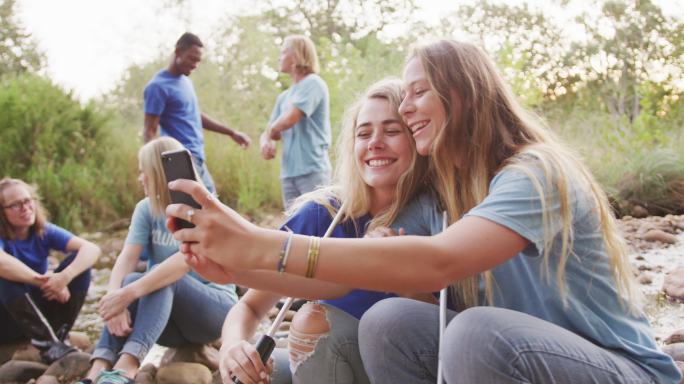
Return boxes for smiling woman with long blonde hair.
[165,39,681,384]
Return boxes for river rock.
[43,352,90,382]
[662,343,684,361]
[68,332,92,352]
[0,342,29,365]
[156,362,212,384]
[161,344,219,371]
[631,205,649,218]
[10,343,40,363]
[666,329,684,345]
[643,229,677,244]
[664,267,684,300]
[0,360,48,382]
[134,362,157,384]
[34,375,60,384]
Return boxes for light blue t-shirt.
[125,198,237,302]
[144,70,205,162]
[391,169,681,384]
[269,74,331,178]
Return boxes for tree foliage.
[0,0,43,76]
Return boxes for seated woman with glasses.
[0,177,100,363]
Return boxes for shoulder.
[132,198,153,218]
[289,200,334,224]
[43,222,74,242]
[283,200,337,236]
[303,74,327,89]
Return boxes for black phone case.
[160,149,201,229]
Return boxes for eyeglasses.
[3,198,35,211]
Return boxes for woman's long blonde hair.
[288,78,429,230]
[0,178,48,239]
[412,39,638,310]
[138,137,185,217]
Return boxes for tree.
[0,0,43,75]
[569,0,684,129]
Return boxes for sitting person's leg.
[43,252,91,338]
[156,275,236,347]
[442,307,655,384]
[0,297,28,344]
[0,277,55,345]
[289,302,369,384]
[87,271,165,382]
[358,298,456,384]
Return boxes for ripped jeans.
[288,302,370,384]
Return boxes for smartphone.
[161,148,201,229]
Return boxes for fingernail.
[260,372,267,379]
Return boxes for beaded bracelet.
[277,228,294,274]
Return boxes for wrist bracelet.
[277,229,294,274]
[305,236,321,278]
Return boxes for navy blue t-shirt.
[281,201,395,319]
[0,223,73,274]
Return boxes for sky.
[16,0,683,101]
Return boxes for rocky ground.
[0,213,682,383]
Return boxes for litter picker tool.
[25,292,59,342]
[233,203,347,384]
[436,211,448,384]
[24,292,76,363]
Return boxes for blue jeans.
[281,171,331,210]
[192,156,216,194]
[92,272,235,364]
[291,304,369,384]
[0,253,91,343]
[358,298,656,384]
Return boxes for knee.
[443,307,510,366]
[288,302,330,372]
[358,298,412,343]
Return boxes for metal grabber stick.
[437,211,448,384]
[24,292,60,342]
[233,203,347,384]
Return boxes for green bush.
[0,74,139,232]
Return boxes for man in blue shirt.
[260,35,332,209]
[143,32,251,193]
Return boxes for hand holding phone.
[161,149,202,229]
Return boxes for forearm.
[0,254,43,285]
[222,291,280,344]
[108,248,141,291]
[268,107,302,135]
[221,303,263,344]
[126,252,189,299]
[61,242,99,282]
[201,114,234,136]
[249,228,455,293]
[231,269,350,299]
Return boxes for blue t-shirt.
[392,169,681,383]
[125,198,237,302]
[144,70,205,162]
[269,74,331,179]
[0,223,73,274]
[282,200,395,319]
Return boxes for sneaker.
[94,370,135,384]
